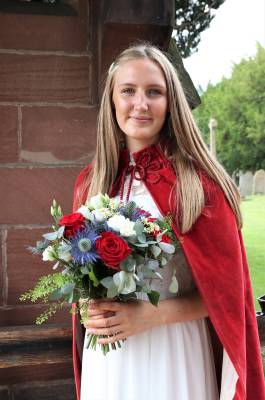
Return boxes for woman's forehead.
[113,58,166,87]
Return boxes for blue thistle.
[70,227,100,265]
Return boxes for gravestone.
[239,171,253,196]
[253,169,265,194]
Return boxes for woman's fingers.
[88,311,115,319]
[84,314,121,331]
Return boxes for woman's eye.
[148,88,162,95]
[121,88,135,94]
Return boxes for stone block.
[0,166,85,225]
[0,0,88,52]
[6,228,55,305]
[0,230,4,306]
[0,54,91,104]
[0,106,18,163]
[21,106,97,163]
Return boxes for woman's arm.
[83,289,208,345]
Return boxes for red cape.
[72,144,265,400]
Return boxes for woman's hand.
[82,290,208,345]
[83,299,158,345]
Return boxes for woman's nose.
[133,92,148,111]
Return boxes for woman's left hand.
[83,299,158,344]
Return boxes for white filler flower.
[88,193,109,210]
[42,246,57,261]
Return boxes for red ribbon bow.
[120,149,163,202]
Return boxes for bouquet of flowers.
[20,194,178,354]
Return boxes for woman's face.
[112,58,168,152]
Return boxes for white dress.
[81,172,219,400]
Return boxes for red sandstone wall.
[0,0,98,326]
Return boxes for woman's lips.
[129,116,152,123]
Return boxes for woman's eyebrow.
[118,83,166,89]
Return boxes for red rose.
[59,212,85,238]
[95,232,132,271]
[153,230,172,244]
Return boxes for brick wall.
[0,0,98,326]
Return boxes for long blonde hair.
[77,44,242,233]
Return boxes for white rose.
[77,205,93,220]
[42,246,57,261]
[107,215,136,237]
[119,219,136,237]
[107,215,126,232]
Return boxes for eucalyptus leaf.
[160,256,168,266]
[169,276,179,293]
[43,231,59,241]
[100,276,114,289]
[137,234,146,244]
[113,271,136,294]
[49,289,63,301]
[151,245,161,258]
[158,242,175,254]
[134,243,148,248]
[134,222,144,235]
[107,283,118,298]
[57,225,65,239]
[146,259,159,270]
[61,283,75,295]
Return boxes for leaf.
[42,231,59,241]
[146,259,159,270]
[151,245,161,258]
[107,283,118,298]
[160,256,168,266]
[113,271,136,295]
[134,243,148,248]
[57,226,65,239]
[137,234,146,244]
[158,242,175,254]
[100,276,114,289]
[88,270,100,287]
[49,289,63,301]
[147,290,160,306]
[169,276,179,293]
[134,222,144,235]
[61,283,75,295]
[80,265,90,275]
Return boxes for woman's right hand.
[79,298,115,323]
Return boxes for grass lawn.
[241,195,265,310]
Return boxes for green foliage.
[20,273,72,324]
[173,0,225,58]
[241,195,265,310]
[193,44,265,174]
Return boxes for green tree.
[173,0,226,58]
[193,44,265,174]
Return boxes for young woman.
[72,44,265,400]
